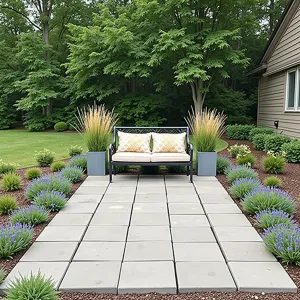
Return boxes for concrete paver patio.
[0,175,297,295]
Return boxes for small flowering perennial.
[11,206,49,226]
[25,175,72,201]
[225,165,259,185]
[264,224,300,266]
[256,209,295,229]
[242,187,296,215]
[67,155,87,172]
[60,166,84,183]
[230,178,262,200]
[33,191,67,212]
[0,224,33,258]
[228,144,251,158]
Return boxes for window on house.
[286,69,300,111]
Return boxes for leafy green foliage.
[282,140,300,163]
[60,166,83,183]
[0,195,18,215]
[1,172,21,192]
[25,168,41,180]
[0,160,18,177]
[262,153,285,174]
[116,165,129,173]
[252,133,268,151]
[69,145,83,157]
[167,165,186,174]
[248,127,274,141]
[264,176,281,188]
[264,134,291,153]
[50,161,66,172]
[54,122,68,132]
[33,191,67,212]
[35,149,55,167]
[68,155,87,172]
[140,166,160,175]
[216,156,231,174]
[225,166,259,185]
[0,268,6,284]
[237,153,256,167]
[228,144,251,158]
[226,125,255,140]
[27,123,45,132]
[11,206,49,226]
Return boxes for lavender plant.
[67,155,87,172]
[256,209,295,229]
[230,178,262,199]
[60,166,83,183]
[11,206,49,226]
[0,224,33,258]
[216,156,231,174]
[225,166,259,185]
[25,175,72,201]
[33,191,67,212]
[264,224,300,265]
[242,187,296,215]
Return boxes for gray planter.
[197,151,217,176]
[87,151,106,176]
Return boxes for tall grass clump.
[185,108,226,152]
[73,103,117,152]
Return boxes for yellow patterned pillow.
[117,131,151,153]
[152,132,186,153]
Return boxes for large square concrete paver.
[203,204,241,214]
[136,186,166,195]
[127,226,171,241]
[229,262,297,293]
[171,227,216,243]
[220,242,277,262]
[168,203,204,215]
[91,212,131,226]
[131,213,169,226]
[48,213,92,226]
[59,261,121,293]
[213,227,262,242]
[36,226,86,242]
[96,202,132,213]
[101,194,134,203]
[80,180,109,187]
[193,176,217,181]
[85,176,110,181]
[167,187,196,195]
[118,261,176,294]
[173,243,224,262]
[124,241,173,261]
[106,186,136,195]
[74,242,125,261]
[170,215,209,227]
[20,242,78,262]
[193,181,223,188]
[133,203,168,213]
[195,186,228,195]
[199,194,234,204]
[0,262,68,293]
[67,194,102,203]
[75,186,106,195]
[60,202,98,214]
[135,194,167,203]
[176,262,236,293]
[208,214,252,227]
[167,194,199,203]
[83,226,128,242]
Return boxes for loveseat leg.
[189,164,193,183]
[113,165,116,175]
[109,163,113,183]
[186,166,189,176]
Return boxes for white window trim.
[285,68,300,112]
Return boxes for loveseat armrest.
[187,143,193,162]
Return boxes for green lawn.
[0,130,228,169]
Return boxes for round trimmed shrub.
[5,272,59,300]
[226,125,255,140]
[252,133,268,151]
[262,155,285,174]
[263,176,281,188]
[54,121,68,132]
[25,175,72,201]
[67,155,87,172]
[0,195,18,215]
[69,145,83,157]
[282,140,300,163]
[25,168,41,180]
[33,190,67,212]
[60,166,84,183]
[0,224,33,258]
[1,172,21,191]
[256,209,294,230]
[228,144,251,158]
[216,156,231,174]
[237,153,256,167]
[242,187,296,215]
[0,160,17,176]
[230,178,262,199]
[50,161,66,172]
[225,166,259,185]
[264,224,300,266]
[11,205,49,226]
[264,134,291,153]
[248,127,274,141]
[35,149,55,167]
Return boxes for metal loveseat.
[108,127,193,182]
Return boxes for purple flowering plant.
[11,205,49,226]
[264,224,300,266]
[33,190,67,212]
[67,155,87,172]
[60,166,83,183]
[230,178,262,199]
[0,224,33,258]
[225,165,259,185]
[256,209,295,229]
[242,187,296,215]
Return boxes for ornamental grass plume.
[185,108,226,152]
[73,103,118,152]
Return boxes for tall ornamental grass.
[185,108,226,152]
[73,104,118,152]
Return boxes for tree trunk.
[190,79,204,114]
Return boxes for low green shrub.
[248,127,274,141]
[228,144,251,158]
[252,133,268,151]
[264,134,291,153]
[225,166,259,185]
[216,156,231,174]
[116,165,130,173]
[28,123,45,132]
[60,166,84,183]
[68,155,87,172]
[264,224,300,266]
[242,187,295,215]
[256,209,294,230]
[0,160,18,176]
[33,191,67,212]
[25,168,41,180]
[226,125,255,140]
[237,153,256,167]
[282,140,300,163]
[230,178,262,199]
[54,121,68,132]
[262,152,285,174]
[5,272,59,300]
[167,165,186,174]
[1,172,21,192]
[35,149,55,167]
[263,176,281,188]
[0,195,18,215]
[0,268,6,284]
[50,161,66,172]
[11,206,49,226]
[69,145,83,157]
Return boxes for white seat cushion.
[150,153,190,162]
[112,152,151,162]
